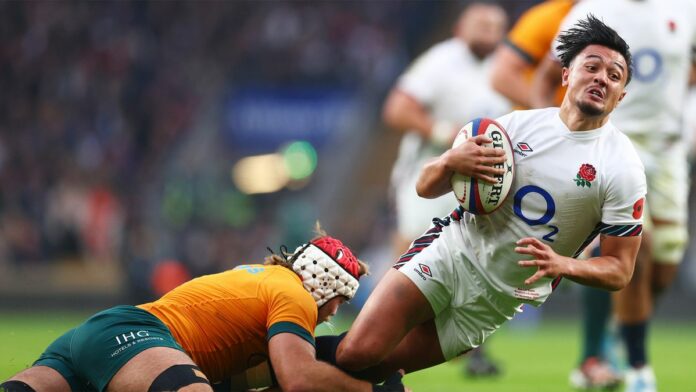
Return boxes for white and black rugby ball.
[450,118,515,215]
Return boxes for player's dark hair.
[556,14,632,84]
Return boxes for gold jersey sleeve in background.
[138,264,318,382]
[505,0,575,106]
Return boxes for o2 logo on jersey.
[632,48,663,83]
[513,185,559,242]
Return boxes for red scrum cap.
[292,236,361,307]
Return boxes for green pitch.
[2,312,695,391]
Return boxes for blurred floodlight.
[282,140,317,180]
[232,154,288,194]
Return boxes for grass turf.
[1,311,694,391]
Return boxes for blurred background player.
[381,1,510,377]
[0,228,407,392]
[490,0,575,108]
[532,1,696,390]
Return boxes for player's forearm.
[490,45,533,107]
[530,57,562,109]
[416,154,453,199]
[382,90,433,138]
[491,70,531,108]
[563,256,632,291]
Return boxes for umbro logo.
[514,142,533,157]
[419,264,432,277]
[413,263,433,280]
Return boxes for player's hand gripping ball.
[450,118,515,215]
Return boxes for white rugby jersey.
[397,108,646,304]
[391,38,511,185]
[555,0,696,136]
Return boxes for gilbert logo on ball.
[450,118,515,215]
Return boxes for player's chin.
[577,100,605,117]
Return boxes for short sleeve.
[264,273,317,346]
[397,44,445,105]
[601,145,647,231]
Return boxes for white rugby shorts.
[395,227,522,360]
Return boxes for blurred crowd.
[1,1,510,299]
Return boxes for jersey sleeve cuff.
[503,38,535,65]
[267,321,315,347]
[600,223,643,237]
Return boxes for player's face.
[562,44,628,117]
[456,5,507,59]
[317,296,347,323]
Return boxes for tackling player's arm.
[490,44,536,108]
[516,235,641,291]
[416,135,506,199]
[269,332,403,392]
[530,55,563,109]
[491,0,573,107]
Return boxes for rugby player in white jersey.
[382,1,510,376]
[385,1,510,255]
[315,16,647,383]
[533,2,696,390]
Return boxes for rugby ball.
[450,118,515,215]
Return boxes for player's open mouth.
[587,87,604,100]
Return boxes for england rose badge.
[574,163,596,188]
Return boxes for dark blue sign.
[224,86,358,153]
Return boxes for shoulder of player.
[261,276,317,332]
[402,38,460,77]
[261,264,303,283]
[601,127,645,170]
[262,266,313,298]
[422,38,465,62]
[500,107,558,124]
[493,107,558,138]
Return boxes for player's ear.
[614,91,627,109]
[561,67,570,87]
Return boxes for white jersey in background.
[555,0,696,137]
[391,38,511,239]
[398,108,646,306]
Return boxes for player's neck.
[558,102,609,132]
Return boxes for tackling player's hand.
[515,237,570,285]
[444,134,506,184]
[372,369,410,392]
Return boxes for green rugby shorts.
[34,305,184,392]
